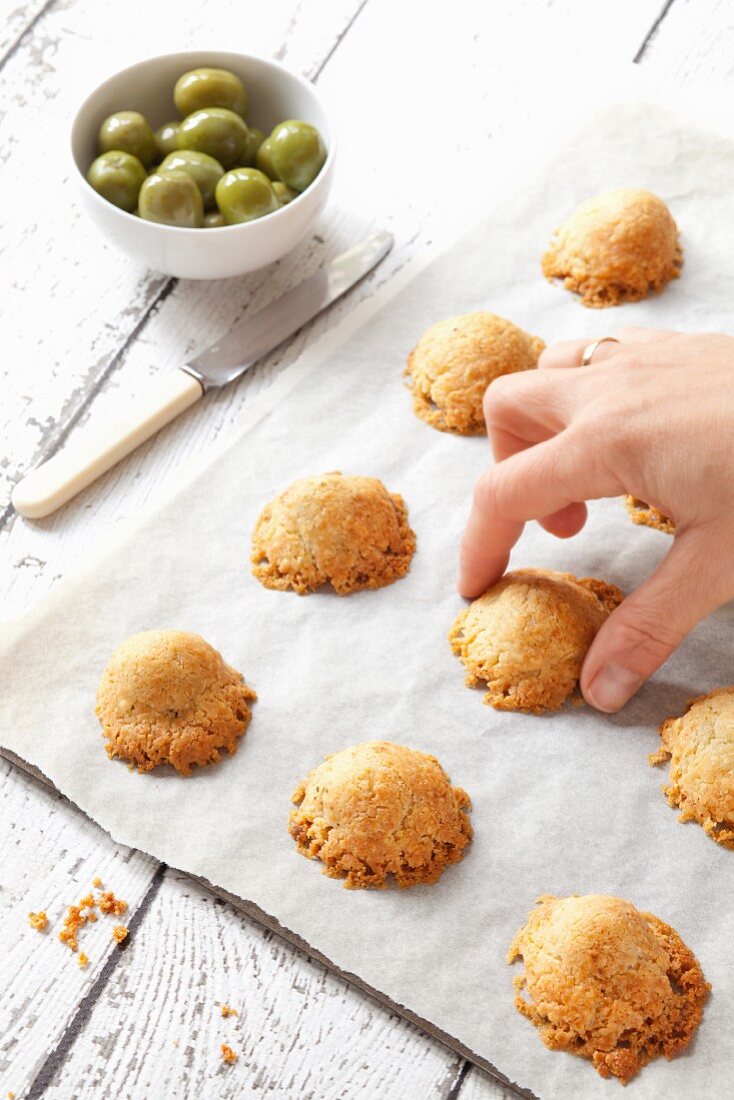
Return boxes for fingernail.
[587,663,642,712]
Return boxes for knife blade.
[12,230,394,520]
[185,229,393,389]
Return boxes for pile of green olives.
[86,66,327,228]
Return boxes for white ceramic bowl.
[71,51,335,280]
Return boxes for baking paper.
[3,87,734,1098]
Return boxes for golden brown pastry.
[251,472,416,595]
[449,567,622,712]
[651,688,734,847]
[542,188,682,308]
[624,495,675,534]
[96,630,255,775]
[405,312,544,434]
[289,741,472,888]
[508,894,709,1084]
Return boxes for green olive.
[87,150,146,212]
[159,150,223,209]
[203,210,226,228]
[239,126,265,167]
[272,181,297,205]
[138,170,203,227]
[174,67,248,119]
[215,168,279,224]
[177,108,248,169]
[97,111,158,167]
[269,120,326,191]
[255,136,277,180]
[155,121,180,159]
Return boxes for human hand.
[459,327,734,712]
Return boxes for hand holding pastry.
[459,327,734,712]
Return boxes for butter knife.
[12,230,393,519]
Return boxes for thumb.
[581,529,729,712]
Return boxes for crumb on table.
[28,910,48,932]
[78,952,89,969]
[92,876,102,888]
[59,905,88,952]
[98,891,128,916]
[220,1004,238,1018]
[54,886,128,953]
[221,1044,238,1065]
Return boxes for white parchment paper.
[3,87,734,1098]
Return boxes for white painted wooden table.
[1,2,731,1096]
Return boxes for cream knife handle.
[12,369,203,520]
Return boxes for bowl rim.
[70,49,335,236]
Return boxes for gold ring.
[580,336,620,366]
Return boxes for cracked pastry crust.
[541,189,682,308]
[96,630,256,775]
[624,495,675,534]
[405,312,544,435]
[449,567,623,713]
[508,894,709,1084]
[651,688,734,847]
[251,472,416,595]
[289,741,472,889]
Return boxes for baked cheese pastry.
[96,630,255,775]
[542,189,682,308]
[508,894,709,1084]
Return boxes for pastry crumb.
[112,925,128,944]
[92,876,103,888]
[98,891,128,916]
[78,952,89,969]
[58,905,87,952]
[220,1043,238,1064]
[220,1004,238,1018]
[28,910,48,932]
[53,886,128,953]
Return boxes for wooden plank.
[642,0,734,83]
[0,0,50,61]
[38,868,468,1100]
[459,1066,524,1100]
[0,760,158,1098]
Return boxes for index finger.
[458,431,623,597]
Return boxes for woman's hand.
[459,327,734,712]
